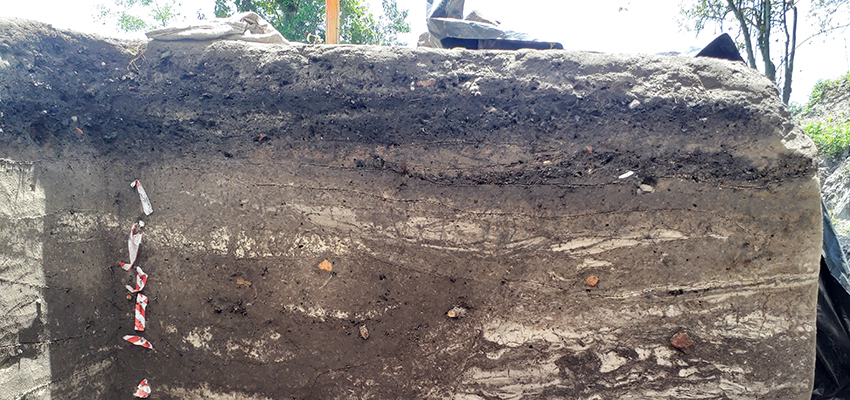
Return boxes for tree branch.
[781,1,797,104]
[795,21,850,50]
[756,0,777,82]
[727,0,758,68]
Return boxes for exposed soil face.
[0,18,822,399]
[798,77,850,251]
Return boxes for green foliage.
[376,0,409,45]
[214,0,409,45]
[804,118,850,158]
[215,0,323,42]
[114,12,148,32]
[807,72,850,109]
[97,0,180,32]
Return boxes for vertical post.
[326,0,339,44]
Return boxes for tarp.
[425,0,523,42]
[813,200,850,399]
[146,12,287,44]
[423,0,563,50]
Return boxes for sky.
[4,0,850,105]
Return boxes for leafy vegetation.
[213,0,409,45]
[96,0,181,32]
[807,72,850,110]
[804,118,850,158]
[96,0,410,46]
[798,71,850,159]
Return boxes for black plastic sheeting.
[813,200,850,399]
[694,33,745,63]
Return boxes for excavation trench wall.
[0,18,822,399]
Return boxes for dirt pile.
[799,75,850,246]
[0,17,821,399]
[798,77,850,127]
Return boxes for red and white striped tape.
[133,378,151,398]
[125,266,148,293]
[134,293,148,331]
[123,335,153,350]
[132,180,154,216]
[120,223,143,271]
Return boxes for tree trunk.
[727,0,758,68]
[758,0,777,82]
[782,4,798,104]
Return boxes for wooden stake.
[326,0,339,44]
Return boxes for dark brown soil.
[0,18,821,400]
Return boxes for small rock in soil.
[639,184,655,193]
[447,307,467,318]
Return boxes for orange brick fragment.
[585,275,599,286]
[670,332,695,354]
[318,259,333,272]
